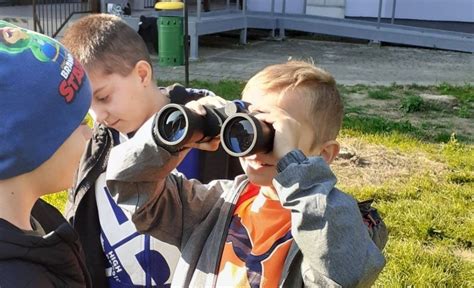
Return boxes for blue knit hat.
[0,21,92,179]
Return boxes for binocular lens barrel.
[224,118,255,153]
[155,103,222,150]
[155,102,274,157]
[221,113,274,157]
[159,109,188,143]
[156,104,207,149]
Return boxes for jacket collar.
[68,124,114,217]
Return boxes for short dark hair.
[61,14,152,76]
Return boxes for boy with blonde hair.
[0,21,93,287]
[61,14,221,287]
[106,60,387,287]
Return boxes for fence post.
[184,0,189,87]
[391,0,397,24]
[279,0,286,39]
[90,0,100,13]
[377,0,383,28]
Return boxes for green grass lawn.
[44,81,473,287]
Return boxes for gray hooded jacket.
[105,116,387,287]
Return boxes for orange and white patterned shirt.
[216,183,293,288]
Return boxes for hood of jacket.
[0,200,90,287]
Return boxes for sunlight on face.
[87,69,156,134]
[239,86,320,187]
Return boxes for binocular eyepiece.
[154,100,274,157]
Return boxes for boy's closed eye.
[96,95,109,102]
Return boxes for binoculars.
[154,100,274,157]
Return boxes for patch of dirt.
[408,116,474,139]
[454,249,474,263]
[419,93,459,108]
[344,93,399,109]
[332,137,448,187]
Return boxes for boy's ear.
[319,140,340,164]
[135,60,153,87]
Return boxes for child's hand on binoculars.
[182,98,225,152]
[184,137,220,152]
[185,96,227,114]
[250,104,302,160]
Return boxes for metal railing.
[184,0,473,58]
[377,0,397,27]
[144,0,155,8]
[33,0,92,38]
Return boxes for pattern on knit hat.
[0,21,92,179]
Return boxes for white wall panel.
[346,0,474,22]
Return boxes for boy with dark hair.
[106,60,388,287]
[0,21,93,287]
[61,13,223,287]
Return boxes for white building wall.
[346,0,474,22]
[306,0,346,18]
[246,0,473,22]
[246,0,305,14]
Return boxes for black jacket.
[65,123,113,288]
[0,200,91,288]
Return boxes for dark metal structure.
[144,0,154,9]
[32,0,92,38]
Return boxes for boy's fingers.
[187,142,220,151]
[185,100,206,115]
[178,147,192,154]
[185,137,220,151]
[249,104,279,113]
[253,112,277,124]
[185,96,227,116]
[253,107,290,124]
[195,95,227,109]
[200,95,227,107]
[200,141,220,151]
[250,105,289,119]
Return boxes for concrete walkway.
[153,37,474,85]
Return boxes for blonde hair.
[243,60,343,147]
[61,14,151,76]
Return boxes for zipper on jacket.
[72,129,112,227]
[74,142,107,196]
[211,179,249,287]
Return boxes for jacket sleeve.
[105,115,232,248]
[358,200,389,251]
[273,150,386,288]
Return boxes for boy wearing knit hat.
[0,21,93,287]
